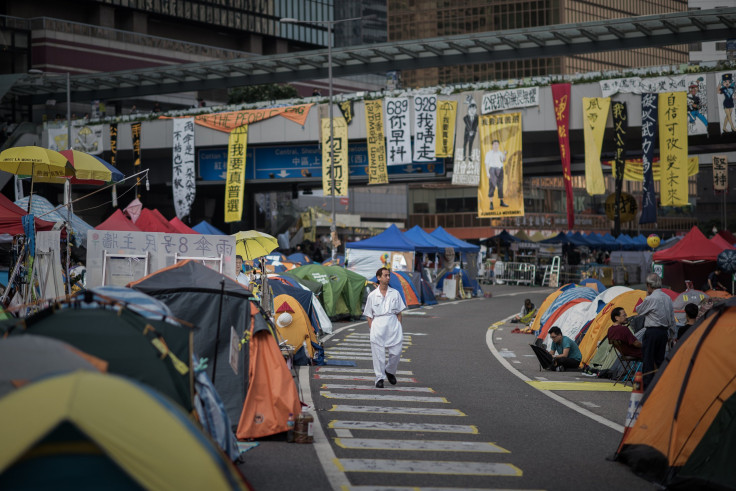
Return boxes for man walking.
[364,267,406,388]
[635,273,675,389]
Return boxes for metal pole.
[65,72,72,295]
[328,21,337,262]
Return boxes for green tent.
[288,264,366,319]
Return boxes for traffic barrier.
[494,261,536,286]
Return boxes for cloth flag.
[477,112,524,218]
[412,94,436,162]
[582,97,609,195]
[435,99,457,158]
[551,84,574,230]
[172,117,196,219]
[384,97,412,165]
[225,125,248,223]
[364,100,388,185]
[658,92,689,206]
[321,117,348,197]
[640,93,658,224]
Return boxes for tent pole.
[211,278,226,384]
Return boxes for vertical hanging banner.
[384,97,412,165]
[130,122,142,198]
[412,94,436,162]
[612,101,628,235]
[715,70,736,134]
[640,93,659,224]
[713,155,728,191]
[551,84,574,230]
[109,123,118,167]
[477,112,524,218]
[224,125,248,223]
[582,97,610,195]
[172,117,196,219]
[658,92,689,206]
[364,100,389,185]
[321,117,349,197]
[338,100,354,125]
[436,99,457,158]
[452,91,482,185]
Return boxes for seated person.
[607,307,642,359]
[548,326,582,372]
[510,298,536,324]
[677,303,699,341]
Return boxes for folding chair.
[610,339,642,387]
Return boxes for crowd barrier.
[494,261,536,286]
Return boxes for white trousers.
[371,341,402,383]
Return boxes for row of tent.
[489,229,660,251]
[347,224,480,254]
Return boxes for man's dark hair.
[611,307,625,322]
[549,326,562,336]
[236,255,243,261]
[684,303,699,320]
[376,267,390,280]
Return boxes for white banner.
[48,123,104,154]
[384,97,412,164]
[36,231,65,300]
[172,117,196,219]
[47,126,69,152]
[481,87,539,114]
[412,94,436,162]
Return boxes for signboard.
[86,231,235,287]
[605,192,637,222]
[198,144,444,182]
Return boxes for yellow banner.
[224,125,248,223]
[436,99,457,157]
[321,117,348,197]
[659,92,689,206]
[301,209,316,242]
[609,156,698,181]
[478,112,524,218]
[364,100,388,185]
[582,97,610,195]
[192,104,313,132]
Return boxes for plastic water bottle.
[286,413,295,443]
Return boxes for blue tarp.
[192,220,226,235]
[539,286,599,328]
[15,196,93,248]
[346,224,418,252]
[430,226,480,253]
[403,225,452,253]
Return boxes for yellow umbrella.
[33,149,112,184]
[233,230,279,260]
[0,146,74,179]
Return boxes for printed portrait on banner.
[715,70,736,135]
[686,75,708,135]
[452,91,483,185]
[477,112,524,218]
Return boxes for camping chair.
[610,339,642,387]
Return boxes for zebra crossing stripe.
[326,355,411,362]
[334,458,522,476]
[314,374,418,383]
[328,420,478,434]
[335,438,509,453]
[327,348,374,353]
[321,391,448,403]
[316,368,413,375]
[329,405,465,416]
[320,384,433,392]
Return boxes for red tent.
[718,229,736,246]
[95,209,141,232]
[135,209,177,233]
[0,194,58,236]
[168,217,199,234]
[653,227,726,262]
[711,234,736,251]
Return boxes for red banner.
[193,104,313,132]
[551,84,574,230]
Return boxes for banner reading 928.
[477,112,524,218]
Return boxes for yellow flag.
[224,125,248,223]
[582,97,610,195]
[436,100,457,157]
[321,117,348,197]
[364,100,388,185]
[611,157,698,181]
[658,92,689,206]
[477,112,524,218]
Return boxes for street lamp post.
[281,16,365,261]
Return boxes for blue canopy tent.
[403,225,449,253]
[602,233,620,250]
[616,234,635,250]
[567,231,592,247]
[429,226,480,253]
[346,224,418,252]
[345,224,419,278]
[633,234,649,250]
[485,230,521,245]
[192,220,226,235]
[540,232,571,244]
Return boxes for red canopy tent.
[95,209,141,232]
[653,227,730,291]
[134,209,177,233]
[718,229,736,246]
[711,234,736,251]
[0,193,58,237]
[168,217,199,234]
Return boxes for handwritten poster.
[384,97,412,165]
[412,95,436,162]
[172,117,196,219]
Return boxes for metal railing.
[494,261,536,286]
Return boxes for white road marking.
[326,355,411,362]
[535,377,549,381]
[334,429,353,437]
[348,487,543,491]
[327,348,374,353]
[329,405,465,416]
[493,289,552,297]
[335,459,522,476]
[512,361,521,364]
[321,391,448,403]
[314,374,417,383]
[499,351,517,358]
[335,438,509,453]
[320,384,434,392]
[328,421,478,434]
[581,401,601,408]
[496,338,502,341]
[316,368,414,375]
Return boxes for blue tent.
[486,230,521,244]
[322,255,345,266]
[540,232,571,244]
[633,234,648,250]
[403,225,451,253]
[269,278,321,334]
[436,267,482,296]
[602,233,620,250]
[192,220,226,235]
[286,252,312,264]
[429,226,480,253]
[346,224,418,252]
[616,234,635,250]
[539,286,599,328]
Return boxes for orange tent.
[273,294,319,360]
[528,289,564,334]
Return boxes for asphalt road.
[241,284,656,491]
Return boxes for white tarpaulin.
[35,231,65,299]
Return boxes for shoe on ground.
[375,380,384,388]
[385,371,397,385]
[556,366,565,372]
[500,201,510,207]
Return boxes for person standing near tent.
[547,326,582,371]
[635,273,675,389]
[234,255,249,288]
[364,267,406,388]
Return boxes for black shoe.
[385,371,397,385]
[375,380,384,388]
[500,201,509,207]
[489,202,494,210]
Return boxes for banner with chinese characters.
[131,122,142,198]
[321,117,348,197]
[435,99,457,158]
[452,91,482,185]
[659,92,689,206]
[364,100,388,185]
[612,101,628,234]
[608,156,698,181]
[192,104,313,132]
[478,112,524,218]
[109,123,118,167]
[640,93,658,224]
[715,71,736,135]
[224,125,248,223]
[338,100,354,124]
[481,87,539,114]
[551,84,574,230]
[412,94,436,162]
[713,155,728,191]
[582,97,610,195]
[172,117,196,219]
[384,97,412,165]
